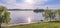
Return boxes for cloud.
[0,0,49,9]
[1,0,60,9]
[24,0,34,4]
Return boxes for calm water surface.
[9,11,44,24]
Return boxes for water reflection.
[9,11,44,24]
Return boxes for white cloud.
[23,0,48,4]
[0,0,49,9]
[24,0,34,4]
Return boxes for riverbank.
[6,21,60,28]
[1,22,37,27]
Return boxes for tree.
[33,8,44,13]
[3,12,11,24]
[56,9,60,19]
[0,6,11,28]
[40,20,43,22]
[43,10,56,21]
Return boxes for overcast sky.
[0,0,60,9]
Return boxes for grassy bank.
[6,21,60,28]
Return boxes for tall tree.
[43,10,56,21]
[0,6,11,28]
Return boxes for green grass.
[6,21,60,28]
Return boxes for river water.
[9,11,44,24]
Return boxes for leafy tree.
[33,8,44,13]
[43,10,56,21]
[40,20,43,22]
[3,12,11,24]
[56,9,60,19]
[33,8,39,13]
[0,6,11,28]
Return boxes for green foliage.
[0,6,11,24]
[43,10,51,18]
[34,8,44,13]
[0,6,6,23]
[6,22,60,28]
[33,8,40,13]
[56,9,60,19]
[3,12,11,23]
[43,10,56,21]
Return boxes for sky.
[0,0,60,9]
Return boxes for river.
[9,11,44,24]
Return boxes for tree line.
[34,8,60,22]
